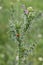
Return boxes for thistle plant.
[8,4,42,65]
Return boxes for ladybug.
[16,34,19,37]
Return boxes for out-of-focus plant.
[8,3,42,65]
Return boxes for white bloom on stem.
[38,34,42,38]
[0,54,5,58]
[17,0,20,2]
[38,57,43,61]
[0,6,2,10]
[16,55,19,61]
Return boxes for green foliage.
[0,0,43,65]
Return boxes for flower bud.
[27,7,33,12]
[24,10,29,15]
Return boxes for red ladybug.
[16,34,19,37]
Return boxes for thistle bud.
[24,9,29,15]
[27,7,33,12]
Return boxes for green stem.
[18,38,22,65]
[17,35,23,65]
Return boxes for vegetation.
[0,0,43,65]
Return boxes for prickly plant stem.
[18,38,22,65]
